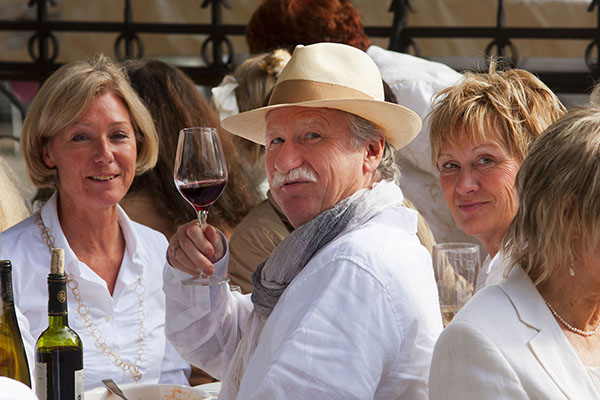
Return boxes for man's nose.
[273,140,303,174]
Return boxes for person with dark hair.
[120,59,263,240]
[245,0,473,248]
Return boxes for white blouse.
[0,193,190,391]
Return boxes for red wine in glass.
[177,179,227,214]
[174,127,229,286]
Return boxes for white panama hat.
[221,42,422,149]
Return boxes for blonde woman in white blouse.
[1,55,190,391]
[430,107,600,399]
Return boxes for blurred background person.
[244,0,469,246]
[429,61,565,288]
[212,48,291,196]
[430,106,600,399]
[0,155,35,383]
[121,58,262,240]
[0,155,29,231]
[1,55,190,390]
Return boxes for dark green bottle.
[0,259,31,387]
[35,248,84,400]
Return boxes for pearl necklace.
[545,301,600,337]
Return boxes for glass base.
[182,274,230,286]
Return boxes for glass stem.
[197,210,208,228]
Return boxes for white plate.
[194,381,221,399]
[85,383,211,400]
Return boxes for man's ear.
[41,145,56,169]
[363,135,385,174]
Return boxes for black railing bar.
[402,26,600,40]
[0,62,232,77]
[0,21,247,35]
[0,22,394,39]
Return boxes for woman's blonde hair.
[502,107,600,285]
[21,54,158,188]
[429,60,566,165]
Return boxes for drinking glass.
[432,243,480,327]
[174,127,229,286]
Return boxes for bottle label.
[74,369,84,400]
[34,361,47,400]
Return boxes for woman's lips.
[89,174,118,181]
[458,201,488,212]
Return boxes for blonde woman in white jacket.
[429,107,600,399]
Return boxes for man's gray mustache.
[271,167,318,187]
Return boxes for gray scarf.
[221,180,404,399]
[250,193,357,318]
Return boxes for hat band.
[269,79,376,106]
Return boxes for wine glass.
[432,243,480,327]
[174,127,230,286]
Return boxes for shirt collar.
[39,192,147,278]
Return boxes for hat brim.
[221,99,422,150]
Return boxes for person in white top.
[0,377,38,400]
[430,107,600,399]
[243,0,471,246]
[165,42,442,399]
[428,60,565,289]
[1,55,190,391]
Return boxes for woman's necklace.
[545,300,600,337]
[36,212,145,382]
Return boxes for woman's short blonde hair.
[429,60,566,165]
[503,107,600,285]
[21,54,158,188]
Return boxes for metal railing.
[1,0,599,99]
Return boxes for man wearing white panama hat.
[163,42,443,399]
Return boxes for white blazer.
[429,265,600,399]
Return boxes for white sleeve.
[158,337,191,385]
[429,320,529,399]
[162,247,253,380]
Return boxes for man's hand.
[167,220,225,277]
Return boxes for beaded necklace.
[36,212,145,382]
[546,300,600,337]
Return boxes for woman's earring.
[569,255,575,277]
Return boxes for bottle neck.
[47,273,69,320]
[47,314,69,329]
[0,266,14,304]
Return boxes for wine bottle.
[0,260,31,387]
[35,248,84,400]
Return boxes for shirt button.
[105,314,113,322]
